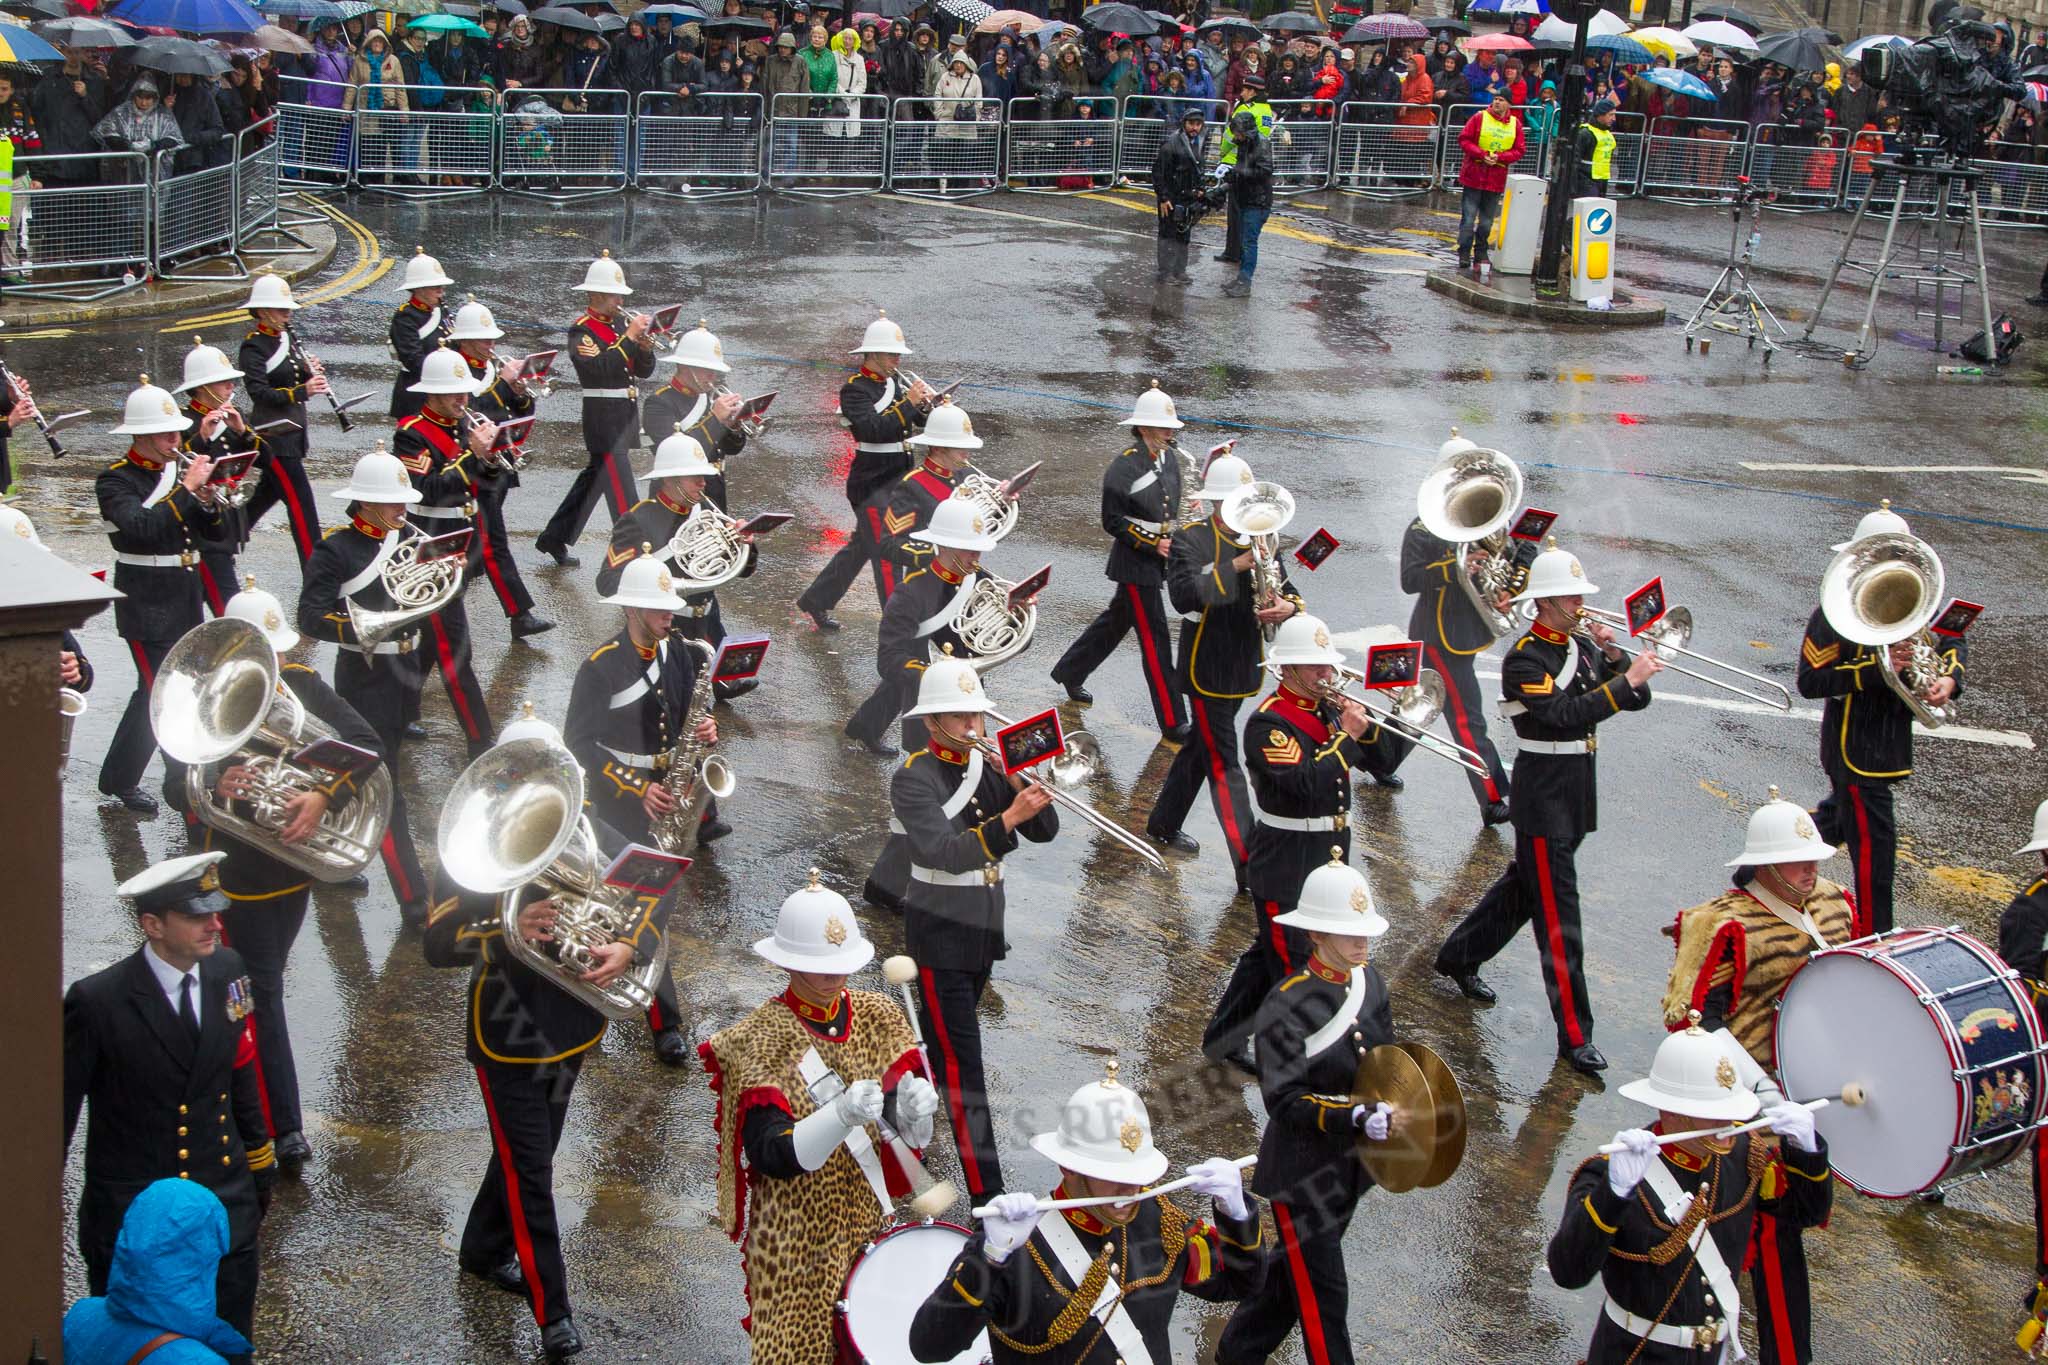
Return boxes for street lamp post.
[1534,0,1597,293]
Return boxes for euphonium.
[951,464,1022,543]
[438,737,665,1020]
[1416,442,1525,639]
[347,526,466,651]
[150,617,394,881]
[1820,529,1956,727]
[652,637,735,855]
[948,571,1036,672]
[1220,479,1295,642]
[664,496,751,593]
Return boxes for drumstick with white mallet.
[881,954,961,1218]
[971,1155,1259,1218]
[1597,1082,1869,1155]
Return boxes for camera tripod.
[1795,153,1996,369]
[1684,177,1785,359]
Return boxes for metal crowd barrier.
[1331,102,1440,198]
[888,96,1002,198]
[1748,132,1845,212]
[502,87,629,201]
[234,117,289,252]
[276,79,355,189]
[1115,96,1224,185]
[1267,99,1334,195]
[349,82,494,199]
[1639,119,1750,203]
[768,93,888,197]
[1005,96,1117,194]
[153,150,242,282]
[1974,142,2048,229]
[635,91,764,200]
[8,152,153,301]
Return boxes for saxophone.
[651,637,735,854]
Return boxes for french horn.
[948,572,1036,672]
[348,527,467,652]
[665,496,751,594]
[950,464,1023,544]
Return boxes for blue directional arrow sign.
[1588,208,1613,235]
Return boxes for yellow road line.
[1079,190,1431,258]
[160,198,388,333]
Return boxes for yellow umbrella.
[1630,25,1699,60]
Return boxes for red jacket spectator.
[1457,102,1526,192]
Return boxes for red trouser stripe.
[866,504,895,598]
[1263,899,1292,972]
[273,461,316,560]
[197,561,226,616]
[2035,1129,2048,1267]
[1756,1211,1799,1363]
[1275,1203,1332,1365]
[475,1064,546,1327]
[602,450,631,519]
[918,966,981,1191]
[476,512,520,617]
[1531,836,1584,1047]
[379,829,416,903]
[1849,786,1874,938]
[1127,584,1178,725]
[1427,643,1499,803]
[429,614,485,741]
[1195,702,1247,864]
[130,640,157,688]
[646,996,665,1033]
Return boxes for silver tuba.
[1219,480,1295,642]
[150,617,393,881]
[948,571,1036,672]
[1417,441,1525,639]
[437,737,667,1020]
[1820,530,1957,727]
[348,527,467,652]
[950,465,1022,543]
[665,498,751,593]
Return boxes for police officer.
[1796,501,1964,938]
[238,272,328,567]
[447,298,553,638]
[394,347,502,758]
[1050,382,1191,744]
[795,310,936,630]
[641,318,747,514]
[1203,613,1400,1069]
[1217,854,1397,1365]
[877,400,990,582]
[537,251,656,567]
[297,447,435,926]
[562,552,725,1065]
[1573,97,1619,199]
[912,1064,1268,1364]
[1214,74,1273,268]
[1999,799,2048,1315]
[1655,790,1857,1365]
[1143,453,1299,880]
[1434,540,1659,1074]
[388,247,453,420]
[63,851,278,1359]
[891,651,1058,1197]
[172,336,262,620]
[96,375,222,815]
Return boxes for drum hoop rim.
[836,1217,977,1319]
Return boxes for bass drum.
[1776,926,2048,1198]
[835,1219,990,1364]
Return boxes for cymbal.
[1356,1043,1438,1194]
[1398,1040,1468,1189]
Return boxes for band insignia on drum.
[1960,1005,2021,1043]
[1978,1071,2031,1130]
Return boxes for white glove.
[981,1190,1043,1265]
[1186,1156,1249,1222]
[1352,1101,1392,1142]
[1764,1100,1819,1154]
[1607,1128,1659,1199]
[896,1075,939,1149]
[833,1078,886,1127]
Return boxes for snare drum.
[1776,925,2048,1198]
[835,1219,991,1365]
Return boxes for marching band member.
[448,298,553,637]
[296,448,434,927]
[794,309,936,631]
[1142,453,1299,879]
[1796,501,1964,937]
[388,247,453,420]
[424,711,669,1364]
[1998,799,2048,1320]
[845,494,994,761]
[394,348,502,757]
[0,357,35,496]
[1202,613,1398,1070]
[595,428,758,688]
[1218,853,1395,1365]
[173,336,261,619]
[562,552,723,1066]
[891,650,1058,1197]
[64,851,278,1358]
[1433,540,1659,1074]
[184,578,382,1178]
[699,872,939,1362]
[536,251,655,568]
[1548,1016,1833,1365]
[0,506,95,692]
[641,318,746,512]
[876,399,980,580]
[96,375,220,816]
[1050,381,1192,744]
[1656,789,1855,1365]
[911,1062,1267,1364]
[238,273,327,567]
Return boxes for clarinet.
[0,356,69,459]
[286,327,354,434]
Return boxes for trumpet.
[175,448,258,511]
[1318,664,1490,777]
[712,382,768,438]
[948,571,1036,671]
[1220,479,1295,642]
[1819,530,1956,727]
[1416,442,1525,639]
[968,707,1167,872]
[1571,603,1793,711]
[462,407,526,475]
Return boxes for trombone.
[972,708,1167,873]
[1318,664,1491,778]
[1571,604,1792,711]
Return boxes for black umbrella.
[132,34,233,75]
[1079,3,1159,35]
[1420,16,1468,34]
[35,15,138,46]
[1755,26,1835,71]
[0,0,67,18]
[868,0,915,15]
[1261,10,1325,33]
[1691,3,1764,34]
[529,4,605,28]
[699,13,770,34]
[1197,15,1258,38]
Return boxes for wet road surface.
[29,184,2048,1362]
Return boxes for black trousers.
[220,888,311,1140]
[242,451,322,567]
[916,964,1001,1199]
[1423,641,1509,809]
[847,673,918,749]
[336,650,429,909]
[539,436,639,551]
[402,599,495,755]
[466,1055,583,1328]
[1203,893,1311,1062]
[1814,776,1896,936]
[1221,194,1243,262]
[1217,1194,1358,1365]
[1752,1208,1815,1365]
[1147,693,1251,870]
[1436,831,1594,1052]
[796,489,896,616]
[196,549,239,618]
[1156,228,1191,279]
[472,490,537,620]
[100,638,171,796]
[1053,582,1186,733]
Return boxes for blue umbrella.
[1643,66,1716,100]
[1467,0,1548,14]
[1587,32,1654,64]
[256,0,344,20]
[109,0,265,35]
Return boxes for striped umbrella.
[0,15,64,61]
[1343,12,1428,41]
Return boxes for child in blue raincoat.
[63,1179,250,1364]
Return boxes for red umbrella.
[1463,31,1533,52]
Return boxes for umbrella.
[1841,32,1908,61]
[328,1,376,18]
[1081,2,1160,34]
[1643,65,1715,99]
[1343,12,1426,41]
[1467,0,1547,15]
[131,32,233,72]
[34,15,138,45]
[697,12,769,34]
[1690,3,1763,34]
[0,0,68,17]
[1533,9,1624,40]
[639,2,705,18]
[1586,32,1654,63]
[1630,25,1696,59]
[974,7,1042,31]
[409,12,489,34]
[866,0,915,16]
[1197,15,1258,38]
[1034,16,1074,44]
[1420,17,1468,34]
[1532,35,1570,52]
[246,20,312,48]
[1755,27,1834,71]
[531,4,607,29]
[0,15,58,59]
[109,0,264,35]
[256,0,343,17]
[1260,11,1324,33]
[1680,19,1758,52]
[1145,9,1184,30]
[1462,30,1532,51]
[935,0,994,22]
[369,0,441,15]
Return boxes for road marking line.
[1740,461,2048,487]
[160,198,388,333]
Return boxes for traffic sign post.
[1533,0,1599,295]
[1571,198,1617,303]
